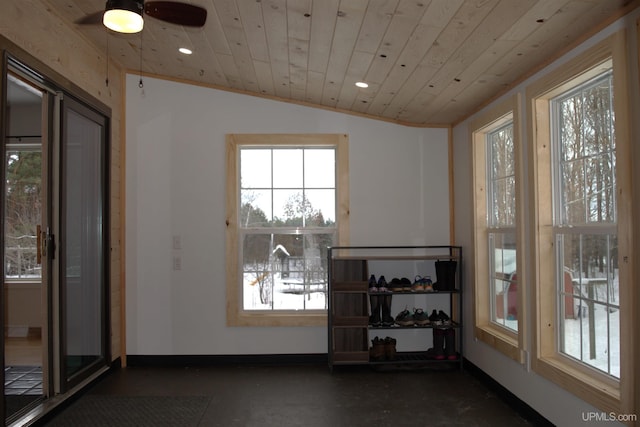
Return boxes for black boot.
[444,328,457,360]
[369,295,381,326]
[433,328,445,360]
[433,260,457,291]
[381,295,394,326]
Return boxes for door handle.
[37,226,55,262]
[37,224,43,264]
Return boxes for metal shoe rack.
[327,246,462,371]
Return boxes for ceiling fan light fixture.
[103,0,144,33]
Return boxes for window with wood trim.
[471,95,525,363]
[226,134,349,327]
[528,32,633,413]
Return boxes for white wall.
[452,10,640,427]
[125,77,450,355]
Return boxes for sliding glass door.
[2,53,110,421]
[3,70,47,421]
[59,95,109,391]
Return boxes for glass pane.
[242,232,333,310]
[557,72,615,227]
[561,301,619,377]
[490,176,515,227]
[582,82,613,157]
[488,123,515,228]
[305,149,335,188]
[62,102,107,385]
[490,125,514,176]
[305,189,335,226]
[489,232,517,332]
[560,159,586,224]
[273,149,303,188]
[241,189,272,225]
[559,233,619,378]
[241,149,271,188]
[4,71,45,419]
[4,148,42,279]
[558,94,583,162]
[273,189,303,226]
[242,233,274,309]
[585,153,615,223]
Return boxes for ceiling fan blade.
[75,11,104,25]
[144,1,207,27]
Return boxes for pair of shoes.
[413,308,430,326]
[395,308,432,326]
[428,309,451,326]
[369,336,397,361]
[400,277,412,292]
[370,275,392,293]
[395,308,414,326]
[412,275,434,292]
[370,293,394,326]
[389,277,403,292]
[377,276,390,293]
[389,277,412,292]
[430,328,458,360]
[433,261,457,291]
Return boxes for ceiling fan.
[76,0,207,33]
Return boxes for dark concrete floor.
[41,363,536,426]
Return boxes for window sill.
[227,311,327,327]
[533,355,621,414]
[475,324,524,364]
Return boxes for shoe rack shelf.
[327,246,463,371]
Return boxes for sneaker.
[413,308,430,326]
[438,310,451,325]
[401,277,412,292]
[368,275,378,293]
[423,275,434,292]
[411,275,425,292]
[389,277,404,292]
[377,275,389,293]
[429,309,441,326]
[395,309,414,326]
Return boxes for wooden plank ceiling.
[44,0,635,126]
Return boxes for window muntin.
[488,123,516,228]
[551,71,619,378]
[239,146,337,312]
[240,148,335,227]
[486,122,518,332]
[554,72,616,226]
[471,94,523,363]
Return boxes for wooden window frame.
[526,31,634,414]
[471,95,526,363]
[225,134,349,327]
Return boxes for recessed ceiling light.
[355,81,368,88]
[179,47,193,55]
